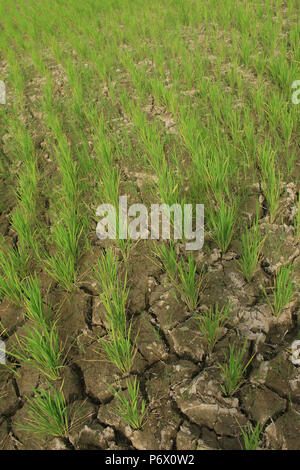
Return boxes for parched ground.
[0,0,299,450]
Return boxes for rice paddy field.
[0,0,299,451]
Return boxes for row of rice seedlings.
[15,34,112,267]
[262,264,295,316]
[5,47,26,111]
[93,248,136,374]
[120,101,183,211]
[40,91,89,291]
[2,273,68,437]
[37,44,128,258]
[95,29,185,210]
[93,249,146,428]
[56,34,152,428]
[153,242,205,312]
[114,93,192,306]
[5,274,64,381]
[0,129,40,305]
[2,19,95,288]
[9,124,41,262]
[93,119,132,259]
[0,3,67,409]
[177,106,242,254]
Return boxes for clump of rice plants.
[194,302,231,353]
[218,339,255,396]
[6,321,64,381]
[207,197,237,253]
[153,242,205,311]
[240,422,264,450]
[258,141,281,223]
[238,210,265,282]
[98,323,137,375]
[262,264,295,316]
[0,246,26,306]
[21,273,50,324]
[16,382,69,438]
[111,377,147,430]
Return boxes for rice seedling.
[240,422,263,450]
[16,382,69,438]
[10,208,37,258]
[261,165,281,223]
[21,273,47,322]
[203,153,231,202]
[208,198,237,253]
[111,376,147,430]
[176,252,204,311]
[6,320,64,381]
[258,141,281,223]
[218,339,255,396]
[194,302,231,353]
[153,242,205,311]
[238,210,265,282]
[0,246,27,306]
[93,248,120,294]
[44,253,77,293]
[153,242,178,282]
[262,264,295,316]
[44,213,85,292]
[98,323,137,375]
